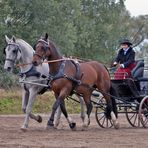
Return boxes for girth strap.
[63,74,81,85]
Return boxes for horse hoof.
[69,122,76,130]
[46,120,54,130]
[37,115,42,123]
[54,122,59,129]
[20,126,28,132]
[114,122,120,129]
[81,124,88,131]
[46,125,55,130]
[82,124,88,128]
[21,128,27,132]
[88,120,90,125]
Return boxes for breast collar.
[19,65,41,78]
[50,60,66,80]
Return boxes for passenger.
[113,39,136,79]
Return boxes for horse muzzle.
[4,66,12,72]
[4,62,13,72]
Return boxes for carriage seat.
[131,60,144,79]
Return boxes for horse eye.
[42,46,49,51]
[13,50,17,54]
[41,46,45,50]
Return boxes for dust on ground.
[0,114,147,148]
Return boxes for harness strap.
[37,76,51,95]
[48,60,95,92]
[71,60,81,80]
[63,74,81,85]
[19,66,41,78]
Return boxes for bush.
[0,70,19,89]
[0,89,81,114]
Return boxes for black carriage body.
[111,77,148,101]
[95,71,148,128]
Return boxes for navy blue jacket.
[114,47,135,68]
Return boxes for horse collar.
[19,65,41,78]
[50,60,66,78]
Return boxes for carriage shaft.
[19,80,49,87]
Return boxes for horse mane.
[16,38,34,52]
[48,40,61,55]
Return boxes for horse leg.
[21,88,38,131]
[22,87,41,123]
[82,94,93,128]
[105,94,119,129]
[21,89,29,114]
[77,95,85,122]
[59,99,76,130]
[47,98,61,128]
[54,106,62,128]
[47,98,76,130]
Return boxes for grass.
[0,88,81,115]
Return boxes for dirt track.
[0,114,148,148]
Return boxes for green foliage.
[0,0,148,88]
[0,70,19,89]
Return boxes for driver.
[113,39,136,79]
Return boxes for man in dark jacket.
[113,39,136,79]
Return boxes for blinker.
[3,47,6,55]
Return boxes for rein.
[16,58,82,67]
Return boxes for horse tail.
[110,84,118,118]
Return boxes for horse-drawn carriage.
[3,34,148,130]
[95,61,148,128]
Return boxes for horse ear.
[5,35,10,43]
[12,35,16,42]
[45,33,48,40]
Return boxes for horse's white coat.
[4,36,61,130]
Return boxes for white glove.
[120,64,124,68]
[113,62,117,66]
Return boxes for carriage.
[95,62,148,128]
[23,57,148,129]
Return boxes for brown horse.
[32,33,119,129]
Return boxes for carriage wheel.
[125,104,141,127]
[139,96,148,128]
[95,96,113,128]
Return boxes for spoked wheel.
[95,96,113,128]
[125,103,142,127]
[139,96,148,128]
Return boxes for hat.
[120,39,132,46]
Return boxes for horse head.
[32,33,61,66]
[4,35,21,71]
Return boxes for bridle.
[5,42,21,64]
[34,39,50,60]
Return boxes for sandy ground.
[0,114,148,148]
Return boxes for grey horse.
[3,35,85,131]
